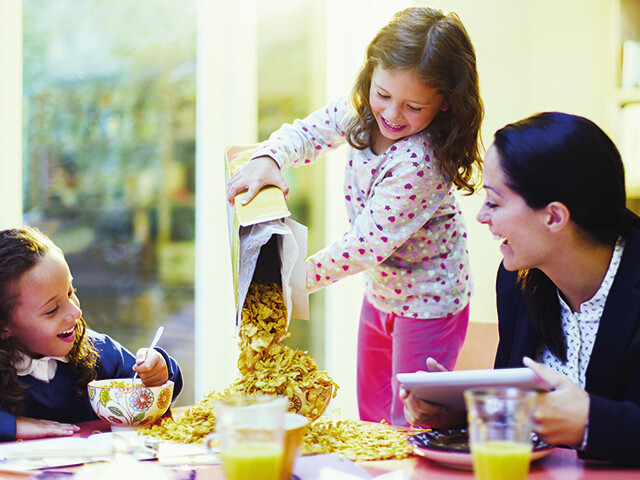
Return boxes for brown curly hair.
[345,6,484,194]
[0,226,98,415]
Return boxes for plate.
[409,428,554,470]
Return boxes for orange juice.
[220,442,283,480]
[471,441,532,480]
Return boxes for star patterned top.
[537,236,625,388]
[252,98,472,318]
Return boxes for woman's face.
[369,66,448,147]
[476,144,552,271]
[5,249,82,358]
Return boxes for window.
[23,0,197,405]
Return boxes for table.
[2,418,639,479]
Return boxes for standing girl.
[227,7,483,425]
[0,226,183,441]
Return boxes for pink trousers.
[356,296,469,426]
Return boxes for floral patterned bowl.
[87,378,174,429]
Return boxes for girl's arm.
[227,98,349,206]
[92,332,183,401]
[15,416,80,440]
[0,409,79,441]
[227,156,288,206]
[133,347,169,386]
[251,98,350,170]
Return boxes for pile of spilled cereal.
[141,282,419,460]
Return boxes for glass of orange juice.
[215,394,287,480]
[464,387,538,480]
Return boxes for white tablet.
[397,367,550,410]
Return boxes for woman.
[401,112,640,465]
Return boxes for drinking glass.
[215,394,287,480]
[464,387,537,480]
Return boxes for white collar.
[15,352,69,383]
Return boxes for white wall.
[420,0,615,325]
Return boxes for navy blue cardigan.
[0,330,183,441]
[494,227,640,465]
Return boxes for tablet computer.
[397,368,550,410]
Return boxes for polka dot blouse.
[252,98,472,319]
[537,236,625,388]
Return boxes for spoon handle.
[148,326,165,351]
[133,326,164,380]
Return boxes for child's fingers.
[276,178,290,198]
[136,350,169,386]
[135,348,150,366]
[227,183,247,205]
[240,185,261,205]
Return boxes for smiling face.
[6,249,82,358]
[369,66,448,153]
[476,144,554,271]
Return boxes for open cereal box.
[225,145,309,329]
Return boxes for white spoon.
[133,326,164,381]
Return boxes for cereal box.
[225,145,309,327]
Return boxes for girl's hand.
[400,357,466,429]
[523,356,590,447]
[133,348,169,386]
[15,417,80,440]
[226,155,289,206]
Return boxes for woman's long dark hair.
[493,112,640,361]
[345,6,484,194]
[0,227,98,415]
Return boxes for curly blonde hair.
[345,7,484,194]
[0,227,98,415]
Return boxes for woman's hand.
[523,356,590,447]
[400,357,467,429]
[133,348,169,387]
[15,417,80,440]
[226,156,289,206]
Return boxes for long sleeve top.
[0,330,183,441]
[494,226,640,465]
[252,98,471,319]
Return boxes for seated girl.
[0,226,183,441]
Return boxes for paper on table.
[313,458,410,480]
[373,472,411,480]
[318,469,410,480]
[294,454,371,480]
[0,432,154,471]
